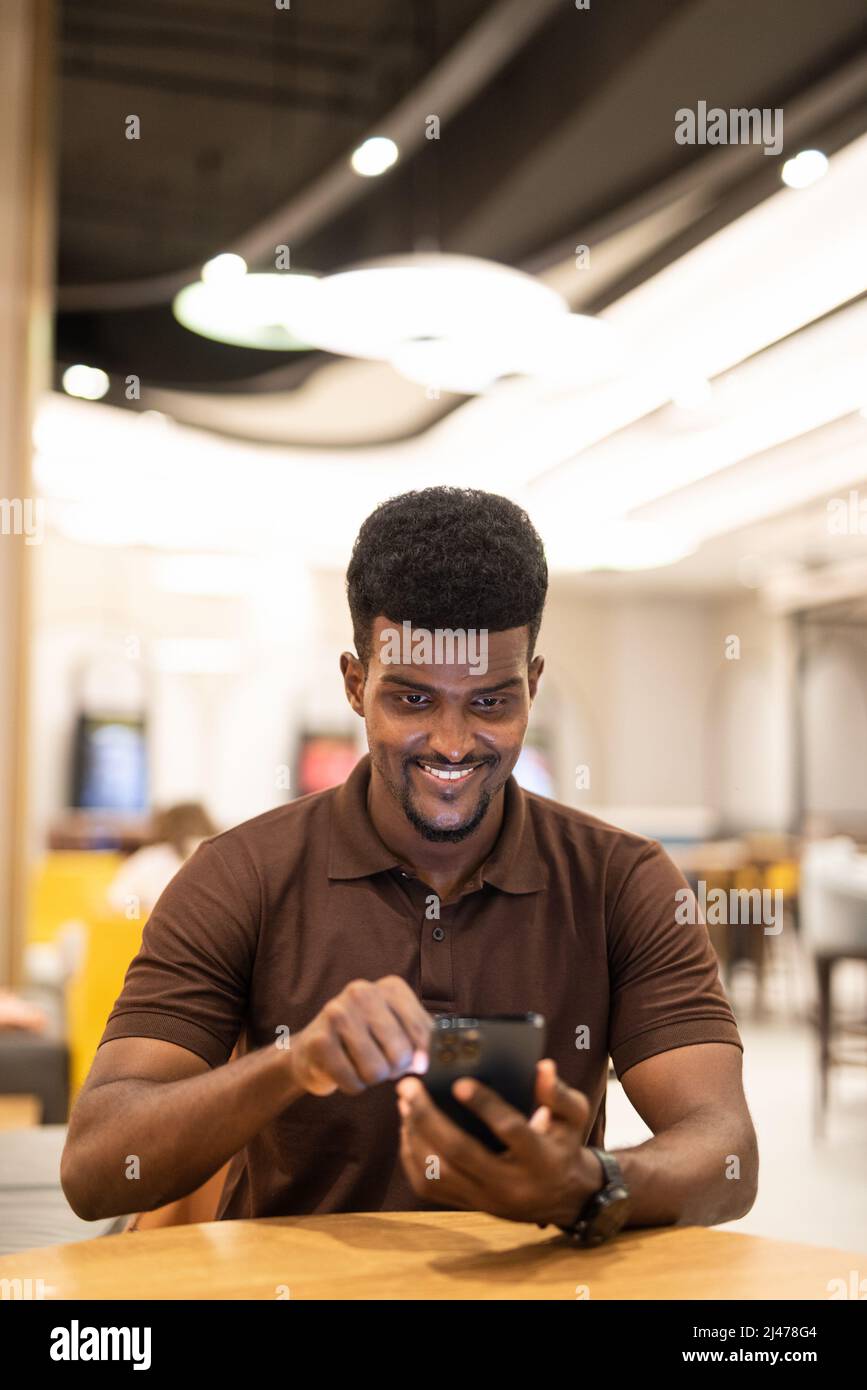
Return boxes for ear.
[340,651,366,717]
[527,654,544,702]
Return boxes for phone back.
[423,1013,546,1153]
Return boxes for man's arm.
[62,976,433,1221]
[61,1036,304,1221]
[610,1042,758,1226]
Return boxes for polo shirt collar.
[328,755,547,894]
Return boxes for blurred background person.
[107,802,217,920]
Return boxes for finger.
[397,1113,485,1209]
[529,1104,552,1134]
[398,1077,503,1184]
[303,1031,367,1095]
[534,1058,556,1105]
[330,1003,397,1087]
[378,976,434,1057]
[451,1078,543,1163]
[535,1059,591,1129]
[358,992,424,1076]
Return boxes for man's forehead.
[368,616,529,683]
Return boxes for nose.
[426,706,477,765]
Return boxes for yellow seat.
[65,914,144,1098]
[763,859,799,899]
[28,852,124,945]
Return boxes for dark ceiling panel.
[58,0,493,281]
[53,0,867,443]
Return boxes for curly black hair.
[346,487,548,664]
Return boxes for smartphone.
[423,1012,546,1153]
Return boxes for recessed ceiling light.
[62,364,110,400]
[781,149,829,189]
[548,520,696,572]
[350,136,399,177]
[201,253,247,283]
[671,378,712,410]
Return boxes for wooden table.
[0,1212,862,1299]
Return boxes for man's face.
[342,617,543,842]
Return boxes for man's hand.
[291,976,433,1097]
[396,1058,603,1227]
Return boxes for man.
[62,487,757,1242]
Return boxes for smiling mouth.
[416,761,483,784]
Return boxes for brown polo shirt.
[99,755,742,1218]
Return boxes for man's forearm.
[611,1107,758,1228]
[62,1043,304,1221]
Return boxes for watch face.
[590,1186,631,1241]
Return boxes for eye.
[399,692,430,706]
[473,696,505,710]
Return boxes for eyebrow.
[378,673,525,696]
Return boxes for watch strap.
[557,1147,629,1245]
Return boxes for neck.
[366,762,505,902]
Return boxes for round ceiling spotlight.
[350,136,399,177]
[781,149,829,190]
[62,364,110,400]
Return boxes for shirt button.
[432,926,446,942]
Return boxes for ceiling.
[55,0,867,447]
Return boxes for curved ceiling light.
[173,272,319,351]
[283,254,620,394]
[173,252,620,394]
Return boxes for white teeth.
[422,764,475,781]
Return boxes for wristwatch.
[556,1148,631,1246]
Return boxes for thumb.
[536,1059,590,1129]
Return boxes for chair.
[799,839,867,1135]
[28,852,124,945]
[125,1162,231,1231]
[65,915,144,1097]
[0,1125,125,1256]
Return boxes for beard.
[372,749,501,843]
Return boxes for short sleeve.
[98,836,260,1068]
[606,841,742,1079]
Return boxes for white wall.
[30,537,317,845]
[802,630,867,833]
[31,530,863,855]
